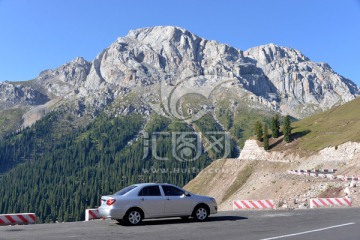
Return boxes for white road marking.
[260,222,356,240]
[261,213,294,218]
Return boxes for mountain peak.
[0,26,358,126]
[73,56,88,64]
[123,26,203,49]
[127,26,190,39]
[245,43,310,64]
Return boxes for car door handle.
[166,198,170,200]
[141,198,145,201]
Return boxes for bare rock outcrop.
[239,139,360,163]
[245,44,358,117]
[0,81,49,109]
[0,26,359,127]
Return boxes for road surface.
[1,208,359,240]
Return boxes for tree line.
[253,114,292,150]
[0,111,236,223]
[0,103,280,223]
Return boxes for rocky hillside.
[185,97,360,210]
[185,155,360,210]
[186,138,360,210]
[0,26,358,136]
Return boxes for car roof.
[132,183,175,187]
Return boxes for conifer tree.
[271,114,280,138]
[254,121,263,141]
[283,115,291,143]
[263,123,269,150]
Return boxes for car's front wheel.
[193,205,209,221]
[124,209,143,225]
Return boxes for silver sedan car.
[98,183,217,225]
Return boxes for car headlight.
[210,197,216,203]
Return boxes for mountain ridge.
[0,26,359,134]
[1,26,359,223]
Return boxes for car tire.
[124,209,143,225]
[192,205,209,221]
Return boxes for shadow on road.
[209,215,248,222]
[117,215,248,226]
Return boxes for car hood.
[191,194,214,201]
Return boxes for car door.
[138,185,165,218]
[161,185,194,216]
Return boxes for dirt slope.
[185,142,360,210]
[185,97,360,210]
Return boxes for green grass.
[229,103,273,148]
[178,93,212,119]
[292,97,360,151]
[0,108,25,138]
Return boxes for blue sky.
[1,0,359,86]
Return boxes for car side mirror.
[184,192,191,197]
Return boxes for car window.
[162,185,185,196]
[138,186,162,196]
[115,185,138,196]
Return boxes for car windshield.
[114,185,138,196]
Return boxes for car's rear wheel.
[124,209,143,225]
[193,205,209,221]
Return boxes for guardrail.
[0,213,36,225]
[288,170,336,178]
[310,197,352,208]
[85,209,101,221]
[288,170,359,182]
[233,200,275,210]
[288,169,337,174]
[341,176,359,182]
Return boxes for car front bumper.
[211,204,218,214]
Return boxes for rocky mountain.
[0,82,49,108]
[244,44,358,116]
[1,26,359,223]
[0,26,359,131]
[185,96,360,211]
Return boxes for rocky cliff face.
[245,44,358,117]
[239,140,360,163]
[0,26,359,128]
[36,57,91,97]
[0,82,49,109]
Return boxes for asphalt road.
[1,208,359,240]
